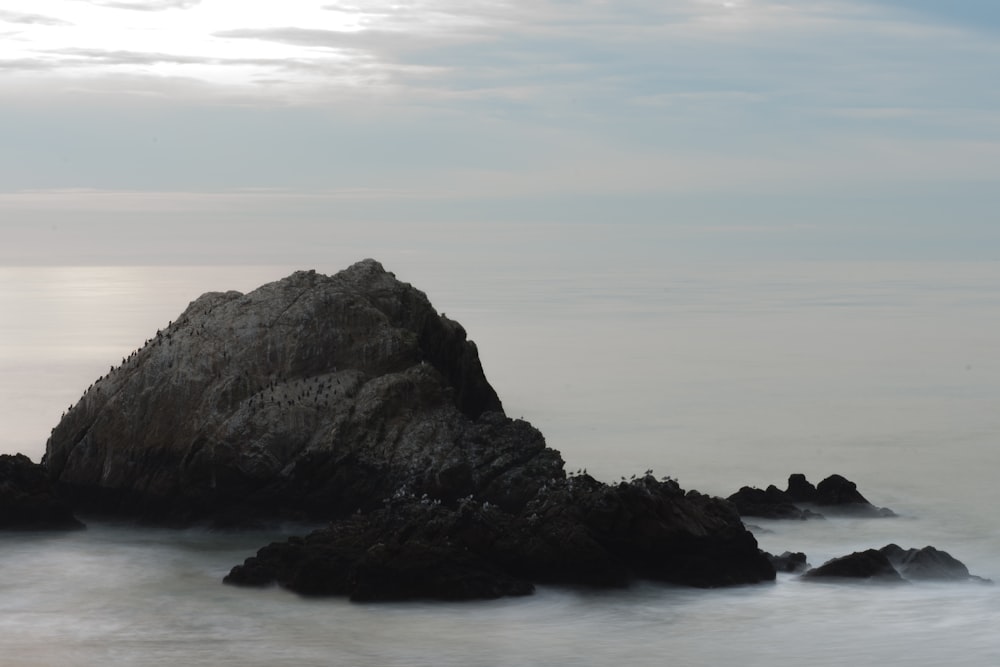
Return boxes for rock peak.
[344,257,387,274]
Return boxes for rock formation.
[0,453,84,530]
[44,260,775,598]
[879,544,990,583]
[727,473,894,519]
[224,473,775,600]
[801,545,989,584]
[765,550,809,573]
[802,549,905,583]
[46,260,558,523]
[726,485,822,520]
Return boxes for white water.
[2,259,999,665]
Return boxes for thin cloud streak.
[81,0,202,11]
[0,9,73,26]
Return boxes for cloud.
[0,57,60,72]
[82,0,201,10]
[0,10,72,26]
[7,0,999,113]
[42,46,294,69]
[1,0,998,228]
[45,47,216,66]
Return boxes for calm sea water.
[2,259,999,665]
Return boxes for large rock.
[45,259,776,597]
[45,260,561,523]
[0,453,84,530]
[225,474,776,600]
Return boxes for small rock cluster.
[741,474,988,584]
[728,473,895,520]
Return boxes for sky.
[1,0,999,264]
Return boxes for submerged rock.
[0,453,84,530]
[46,260,560,524]
[225,474,776,600]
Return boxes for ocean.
[2,258,998,665]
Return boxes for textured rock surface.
[0,454,84,530]
[224,474,776,600]
[46,260,560,523]
[44,259,776,598]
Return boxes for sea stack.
[46,259,558,522]
[45,259,775,597]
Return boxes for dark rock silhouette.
[880,544,990,583]
[765,550,809,573]
[46,260,556,524]
[802,545,989,584]
[802,549,905,583]
[727,485,821,520]
[0,453,84,530]
[814,474,893,515]
[727,474,894,519]
[43,260,775,599]
[785,473,817,502]
[225,474,776,600]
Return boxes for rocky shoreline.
[223,473,774,600]
[3,259,986,600]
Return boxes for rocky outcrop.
[765,550,809,573]
[727,474,894,519]
[0,454,84,530]
[727,485,822,520]
[45,260,559,523]
[802,549,905,583]
[879,544,990,582]
[225,474,776,600]
[802,545,989,584]
[44,259,777,598]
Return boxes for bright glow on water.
[2,259,999,665]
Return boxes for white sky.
[1,0,999,263]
